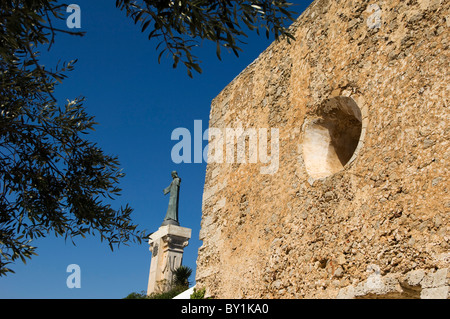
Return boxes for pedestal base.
[147,224,191,295]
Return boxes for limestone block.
[420,286,449,299]
[404,269,426,287]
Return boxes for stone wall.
[196,0,449,298]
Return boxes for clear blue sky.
[0,0,313,298]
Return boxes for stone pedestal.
[147,224,191,295]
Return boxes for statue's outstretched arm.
[163,185,170,195]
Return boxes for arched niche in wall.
[302,96,366,180]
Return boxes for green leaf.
[216,42,222,60]
[142,20,150,32]
[191,63,202,74]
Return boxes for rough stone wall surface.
[196,0,449,299]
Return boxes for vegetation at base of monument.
[190,287,207,299]
[124,285,188,299]
[124,265,193,299]
[124,291,149,299]
[0,0,295,276]
[173,265,193,287]
[116,0,297,77]
[147,285,189,299]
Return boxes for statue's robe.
[163,177,180,223]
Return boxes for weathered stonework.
[196,0,449,299]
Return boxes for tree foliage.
[0,0,144,276]
[116,0,297,77]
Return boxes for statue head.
[171,171,178,178]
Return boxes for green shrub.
[190,287,206,299]
[124,265,193,299]
[148,285,188,299]
[125,286,189,299]
[124,291,148,299]
[173,266,193,287]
